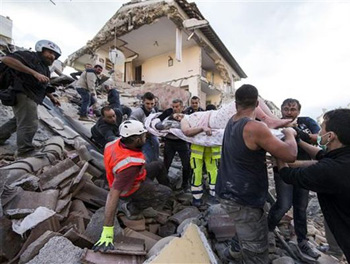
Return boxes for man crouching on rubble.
[93,120,172,252]
[216,84,298,263]
[276,109,350,262]
[0,40,61,159]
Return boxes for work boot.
[192,198,202,207]
[298,240,321,259]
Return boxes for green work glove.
[92,226,115,252]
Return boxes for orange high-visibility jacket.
[104,138,146,197]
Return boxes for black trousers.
[163,139,191,188]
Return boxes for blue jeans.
[77,88,95,117]
[268,171,309,242]
[142,135,159,163]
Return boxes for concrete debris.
[12,207,56,235]
[63,227,94,249]
[27,236,83,264]
[0,13,344,263]
[145,223,217,264]
[0,216,22,262]
[9,173,40,191]
[168,206,200,225]
[114,234,146,255]
[80,248,145,264]
[39,159,80,190]
[124,227,159,252]
[208,214,236,241]
[119,215,146,231]
[19,231,60,264]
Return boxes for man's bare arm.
[287,160,318,168]
[103,188,121,226]
[246,121,297,163]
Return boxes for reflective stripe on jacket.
[104,138,146,197]
[190,144,221,159]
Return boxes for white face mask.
[317,132,331,151]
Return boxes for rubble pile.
[0,80,346,263]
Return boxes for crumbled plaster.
[146,223,217,264]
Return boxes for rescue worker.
[180,110,220,206]
[92,120,172,252]
[75,64,103,121]
[91,106,120,149]
[0,39,61,158]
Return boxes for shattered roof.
[64,0,247,78]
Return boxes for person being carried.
[91,106,120,150]
[92,120,172,252]
[277,109,350,262]
[0,40,61,159]
[75,64,103,121]
[216,84,297,263]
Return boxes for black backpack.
[0,62,16,106]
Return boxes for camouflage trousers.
[220,199,269,264]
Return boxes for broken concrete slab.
[139,230,162,241]
[27,236,83,264]
[272,256,295,264]
[80,249,145,264]
[4,189,59,214]
[146,236,176,259]
[83,207,122,243]
[19,231,60,264]
[69,199,91,220]
[55,194,72,213]
[145,223,217,264]
[208,215,236,242]
[63,227,94,249]
[9,173,39,191]
[158,221,177,237]
[39,159,80,190]
[62,211,87,234]
[114,234,146,255]
[12,207,56,235]
[0,216,22,262]
[148,224,160,234]
[176,217,200,234]
[124,228,158,252]
[74,180,108,208]
[154,210,170,225]
[168,206,200,225]
[119,215,146,231]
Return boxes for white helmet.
[35,40,61,59]
[119,120,147,138]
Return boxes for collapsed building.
[64,0,248,107]
[0,0,345,263]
